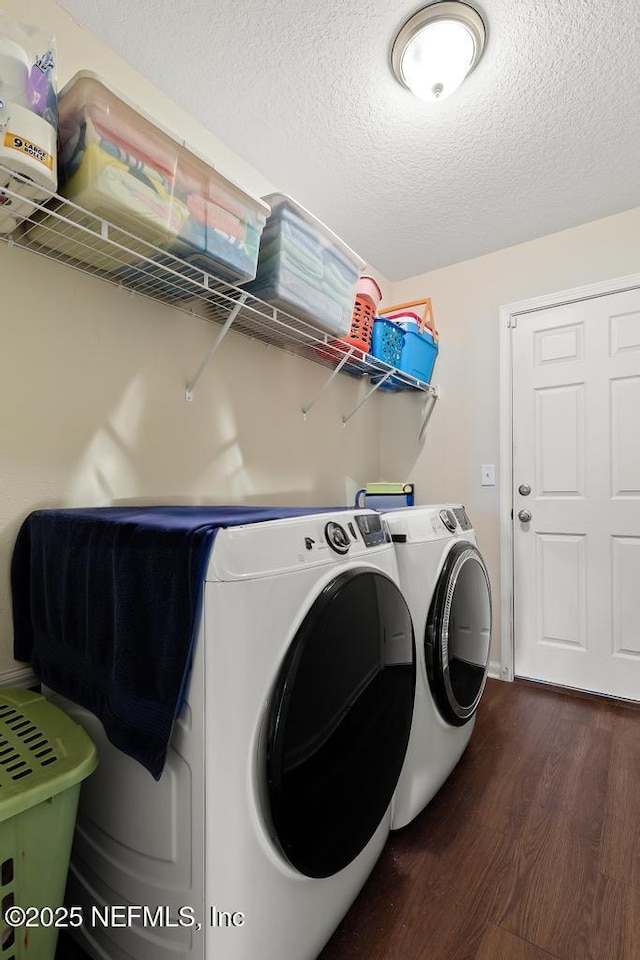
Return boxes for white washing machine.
[383,505,492,831]
[46,509,415,960]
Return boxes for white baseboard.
[0,666,38,689]
[488,659,502,680]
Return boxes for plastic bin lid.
[58,71,271,218]
[0,38,30,68]
[263,193,365,271]
[0,688,97,823]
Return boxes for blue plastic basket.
[370,317,404,366]
[398,328,439,383]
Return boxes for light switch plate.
[481,463,495,486]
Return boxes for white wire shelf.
[0,166,438,422]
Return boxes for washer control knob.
[324,521,351,554]
[439,509,458,533]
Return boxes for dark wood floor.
[318,678,640,960]
[56,678,639,959]
[56,931,89,959]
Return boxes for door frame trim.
[498,272,640,681]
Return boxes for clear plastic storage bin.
[0,688,96,960]
[25,72,269,281]
[245,193,365,337]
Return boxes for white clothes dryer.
[47,509,415,960]
[383,505,492,831]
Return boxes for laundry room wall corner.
[380,205,640,666]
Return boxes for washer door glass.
[266,568,415,879]
[425,542,492,725]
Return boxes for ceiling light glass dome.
[392,1,486,102]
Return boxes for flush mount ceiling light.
[392,1,486,102]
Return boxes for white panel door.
[512,288,640,699]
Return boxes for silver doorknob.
[518,509,532,523]
[518,483,531,496]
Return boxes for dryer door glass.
[266,569,415,879]
[425,542,492,725]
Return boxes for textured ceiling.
[58,0,640,280]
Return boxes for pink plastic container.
[357,275,383,308]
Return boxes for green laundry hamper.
[0,689,97,959]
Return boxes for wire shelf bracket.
[186,294,248,401]
[418,386,440,442]
[342,371,396,426]
[302,347,356,419]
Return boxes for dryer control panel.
[354,513,388,548]
[452,506,472,530]
[207,509,394,580]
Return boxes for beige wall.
[381,206,640,659]
[3,1,640,676]
[0,0,391,673]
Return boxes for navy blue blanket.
[11,505,327,779]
